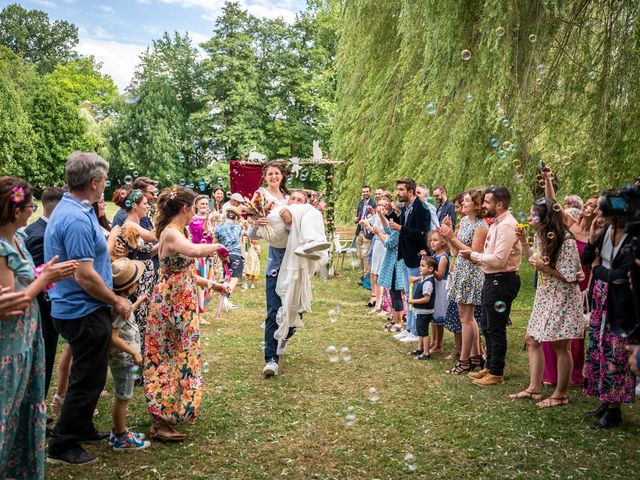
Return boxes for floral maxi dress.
[144,252,202,425]
[0,234,46,480]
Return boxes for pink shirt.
[471,210,521,273]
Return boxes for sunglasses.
[21,204,38,212]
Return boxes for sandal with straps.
[536,396,569,409]
[508,389,543,401]
[447,359,471,375]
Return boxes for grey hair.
[416,184,429,193]
[65,151,109,191]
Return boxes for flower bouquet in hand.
[244,191,278,242]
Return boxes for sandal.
[150,424,186,442]
[447,359,471,375]
[415,353,432,361]
[508,389,543,401]
[409,349,423,356]
[536,396,569,409]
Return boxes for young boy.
[109,258,151,451]
[408,256,438,360]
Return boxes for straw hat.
[112,258,146,292]
[226,205,243,218]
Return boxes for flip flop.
[536,396,569,409]
[150,425,186,442]
[508,390,543,401]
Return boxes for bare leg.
[55,344,73,398]
[458,303,479,360]
[431,325,443,352]
[551,339,573,399]
[112,398,130,434]
[527,335,544,393]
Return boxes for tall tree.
[0,4,78,74]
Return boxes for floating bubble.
[176,139,181,146]
[217,177,224,186]
[176,93,183,101]
[130,365,140,381]
[494,301,507,313]
[424,102,436,116]
[347,406,355,413]
[188,183,195,189]
[536,78,543,86]
[329,355,339,363]
[587,70,597,80]
[502,118,511,128]
[368,386,379,402]
[105,180,111,187]
[205,177,212,184]
[270,269,278,277]
[461,49,472,61]
[342,354,352,363]
[538,180,545,187]
[345,413,356,426]
[125,200,131,208]
[179,179,186,186]
[514,174,522,184]
[496,26,505,37]
[178,155,185,164]
[326,345,337,354]
[489,137,499,148]
[466,93,473,103]
[127,162,135,170]
[498,149,507,159]
[124,175,133,184]
[502,141,511,150]
[203,361,209,373]
[552,203,562,212]
[541,255,550,264]
[407,463,418,473]
[198,182,206,192]
[529,34,537,43]
[133,170,139,177]
[287,178,293,185]
[193,140,201,148]
[299,171,309,181]
[547,231,556,240]
[512,159,522,168]
[404,452,415,463]
[493,280,499,286]
[536,63,545,75]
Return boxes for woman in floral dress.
[0,177,76,479]
[144,187,227,442]
[438,190,488,374]
[510,198,584,408]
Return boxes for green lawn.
[44,245,640,480]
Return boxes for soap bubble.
[175,139,181,146]
[198,182,206,191]
[178,155,185,164]
[494,301,507,313]
[176,93,183,101]
[587,70,597,80]
[404,452,415,463]
[326,345,337,354]
[547,231,556,239]
[536,78,543,86]
[541,255,550,264]
[124,175,133,184]
[466,93,473,103]
[368,387,380,402]
[329,355,339,363]
[461,49,472,61]
[125,200,131,208]
[512,159,521,167]
[493,280,499,286]
[489,137,499,148]
[217,177,224,186]
[105,180,111,187]
[498,149,507,159]
[193,140,201,148]
[424,102,436,116]
[345,413,356,426]
[529,34,537,43]
[496,26,505,37]
[127,162,135,170]
[188,183,195,189]
[205,177,212,184]
[552,203,562,212]
[502,118,511,128]
[299,171,309,181]
[203,361,209,373]
[536,63,545,75]
[347,406,355,413]
[179,179,186,186]
[502,141,511,150]
[404,452,417,472]
[514,174,522,184]
[340,346,349,353]
[130,365,141,381]
[133,171,139,177]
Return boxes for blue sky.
[5,0,307,90]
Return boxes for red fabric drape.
[229,160,264,199]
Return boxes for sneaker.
[112,431,151,452]
[46,446,98,465]
[109,429,146,447]
[276,337,289,355]
[242,283,248,290]
[293,246,321,260]
[389,324,402,332]
[302,240,331,253]
[250,284,256,289]
[263,361,279,378]
[399,334,420,343]
[393,330,410,340]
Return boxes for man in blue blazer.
[434,185,457,227]
[389,178,431,343]
[24,186,66,398]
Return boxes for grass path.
[47,261,640,479]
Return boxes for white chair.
[332,233,357,270]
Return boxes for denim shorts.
[111,365,135,400]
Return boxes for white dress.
[369,215,386,276]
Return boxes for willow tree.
[332,1,640,219]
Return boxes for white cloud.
[33,0,58,8]
[94,26,112,39]
[156,0,297,23]
[76,37,147,91]
[136,0,152,3]
[98,5,115,13]
[244,3,296,23]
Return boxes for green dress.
[0,232,46,480]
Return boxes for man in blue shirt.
[45,152,131,466]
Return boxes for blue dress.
[377,227,405,291]
[0,232,45,479]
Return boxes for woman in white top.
[363,192,392,314]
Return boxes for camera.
[599,185,640,220]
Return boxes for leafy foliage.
[332,1,640,220]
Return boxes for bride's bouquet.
[243,191,285,246]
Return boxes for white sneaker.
[400,333,420,343]
[263,361,279,377]
[302,240,331,253]
[393,330,410,340]
[242,283,248,290]
[250,284,255,289]
[294,246,321,260]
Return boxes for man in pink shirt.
[459,186,521,386]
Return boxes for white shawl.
[274,204,328,349]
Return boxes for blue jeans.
[264,272,295,364]
[403,264,420,335]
